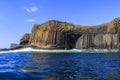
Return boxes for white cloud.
[27,19,36,22]
[31,7,38,12]
[24,6,38,13]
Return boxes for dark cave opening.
[66,34,82,49]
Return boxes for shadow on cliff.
[65,32,82,49]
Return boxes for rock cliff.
[19,18,120,49]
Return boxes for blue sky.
[0,0,120,48]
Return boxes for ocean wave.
[0,48,32,53]
[0,48,120,53]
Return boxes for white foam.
[0,48,32,53]
[0,48,120,53]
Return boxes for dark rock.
[0,48,10,51]
[20,33,30,45]
[11,43,20,48]
[10,43,23,50]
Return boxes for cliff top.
[31,17,120,34]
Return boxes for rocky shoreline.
[1,18,120,51]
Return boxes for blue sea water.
[0,48,120,80]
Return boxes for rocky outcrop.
[18,18,120,49]
[10,43,24,50]
[26,20,78,49]
[20,33,30,45]
[75,18,120,49]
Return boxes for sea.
[0,48,120,80]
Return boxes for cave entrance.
[65,33,82,49]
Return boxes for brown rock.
[19,18,120,49]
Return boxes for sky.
[0,0,120,48]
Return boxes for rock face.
[21,20,79,49]
[75,33,120,49]
[20,33,30,45]
[19,18,120,49]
